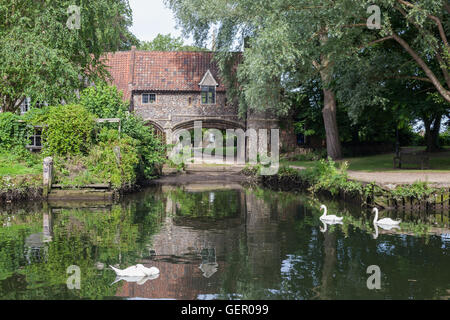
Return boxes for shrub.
[440,131,450,147]
[79,83,128,119]
[86,129,140,187]
[79,84,166,180]
[42,105,95,156]
[0,112,28,150]
[121,113,166,179]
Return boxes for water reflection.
[0,186,448,300]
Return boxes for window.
[27,126,43,150]
[20,97,31,115]
[188,97,192,105]
[20,98,47,114]
[201,86,216,104]
[142,93,156,104]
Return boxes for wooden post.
[43,157,53,198]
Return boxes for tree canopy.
[0,0,138,113]
[138,33,207,51]
[166,0,449,158]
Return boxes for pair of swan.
[110,264,160,285]
[319,205,401,233]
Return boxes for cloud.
[129,0,192,43]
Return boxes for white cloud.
[129,0,193,43]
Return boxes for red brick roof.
[103,50,230,101]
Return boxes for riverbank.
[238,159,450,213]
[0,174,43,203]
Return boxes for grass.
[0,152,42,177]
[282,147,450,172]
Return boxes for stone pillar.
[43,157,53,198]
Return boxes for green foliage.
[87,129,140,187]
[121,113,166,180]
[390,181,439,202]
[79,84,166,180]
[79,83,129,119]
[138,33,207,51]
[0,0,138,112]
[41,105,95,156]
[0,112,28,150]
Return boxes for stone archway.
[171,118,246,133]
[169,118,247,164]
[145,120,165,141]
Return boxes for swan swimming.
[111,273,160,285]
[372,208,401,226]
[319,205,343,222]
[110,264,160,278]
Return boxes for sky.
[129,0,193,44]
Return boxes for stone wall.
[132,91,241,130]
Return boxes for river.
[0,184,449,300]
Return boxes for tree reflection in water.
[0,186,448,300]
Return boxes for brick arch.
[171,118,246,133]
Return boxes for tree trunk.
[316,32,343,160]
[322,88,342,160]
[424,114,442,152]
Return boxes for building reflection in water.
[115,186,295,300]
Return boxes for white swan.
[319,205,343,222]
[110,264,160,278]
[320,220,343,233]
[372,208,401,226]
[111,273,160,285]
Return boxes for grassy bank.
[0,152,43,202]
[282,147,450,172]
[0,85,166,202]
[244,159,449,210]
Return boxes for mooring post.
[43,157,53,198]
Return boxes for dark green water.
[0,185,449,300]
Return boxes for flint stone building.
[104,47,293,149]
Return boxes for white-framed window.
[20,97,31,115]
[142,93,156,104]
[201,86,216,104]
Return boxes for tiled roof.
[103,49,231,101]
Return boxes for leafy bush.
[440,131,450,147]
[0,112,29,150]
[390,181,438,202]
[41,105,95,156]
[86,129,140,187]
[79,84,166,180]
[120,114,166,180]
[79,83,128,119]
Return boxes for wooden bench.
[393,148,429,170]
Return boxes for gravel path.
[289,165,450,187]
[347,171,450,187]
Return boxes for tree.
[166,0,449,159]
[0,0,138,113]
[138,33,207,51]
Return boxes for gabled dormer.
[199,69,218,104]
